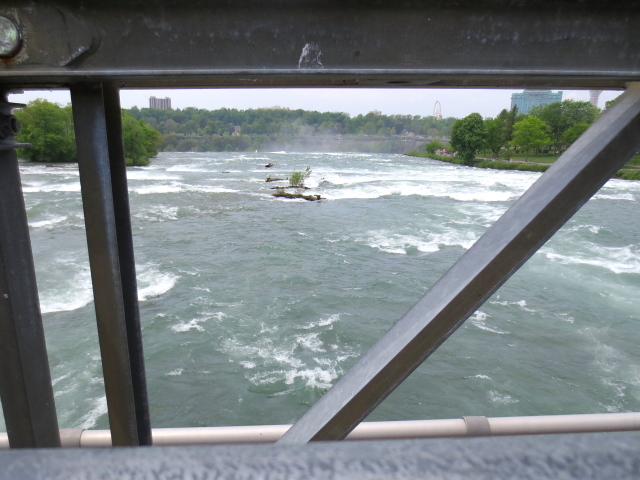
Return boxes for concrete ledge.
[1,432,639,480]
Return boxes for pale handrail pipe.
[1,412,639,449]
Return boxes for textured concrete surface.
[0,432,639,479]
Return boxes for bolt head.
[0,16,21,58]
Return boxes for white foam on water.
[29,215,68,229]
[447,190,516,202]
[490,299,535,312]
[22,182,81,193]
[20,163,79,177]
[137,266,179,301]
[556,313,575,324]
[248,370,287,385]
[469,311,509,335]
[223,338,304,369]
[166,368,184,376]
[39,261,93,314]
[166,164,218,173]
[581,327,640,401]
[126,171,181,181]
[564,224,602,235]
[592,193,635,201]
[52,372,72,386]
[475,374,492,380]
[295,333,326,352]
[284,367,337,389]
[259,323,278,334]
[360,229,478,255]
[488,391,519,405]
[131,182,237,195]
[131,184,183,194]
[298,314,340,330]
[543,245,640,275]
[172,318,208,333]
[248,365,341,390]
[134,205,179,222]
[240,361,256,369]
[79,396,108,429]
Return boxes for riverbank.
[406,152,640,180]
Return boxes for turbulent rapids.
[5,151,640,432]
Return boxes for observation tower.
[589,90,603,107]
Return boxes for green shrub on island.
[289,166,312,187]
[15,99,162,165]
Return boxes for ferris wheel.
[433,101,442,119]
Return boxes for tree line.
[125,106,456,152]
[15,99,162,165]
[447,99,602,162]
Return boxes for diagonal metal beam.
[278,83,640,444]
[71,83,139,446]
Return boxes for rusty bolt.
[0,16,21,58]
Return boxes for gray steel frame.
[0,1,639,463]
[0,147,60,448]
[71,84,144,447]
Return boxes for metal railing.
[2,412,639,449]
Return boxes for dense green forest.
[447,99,603,162]
[125,106,455,153]
[421,96,639,177]
[15,99,162,165]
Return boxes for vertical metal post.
[71,84,139,446]
[102,82,152,446]
[0,94,60,448]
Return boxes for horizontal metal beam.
[278,83,640,444]
[2,432,640,479]
[2,412,639,448]
[1,2,640,88]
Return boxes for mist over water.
[4,152,640,431]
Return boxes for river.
[3,151,639,431]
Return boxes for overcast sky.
[9,88,622,119]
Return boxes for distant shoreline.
[406,152,640,180]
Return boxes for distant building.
[368,110,382,116]
[589,90,603,108]
[149,96,171,109]
[510,90,562,114]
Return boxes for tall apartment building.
[510,90,562,114]
[149,96,171,109]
